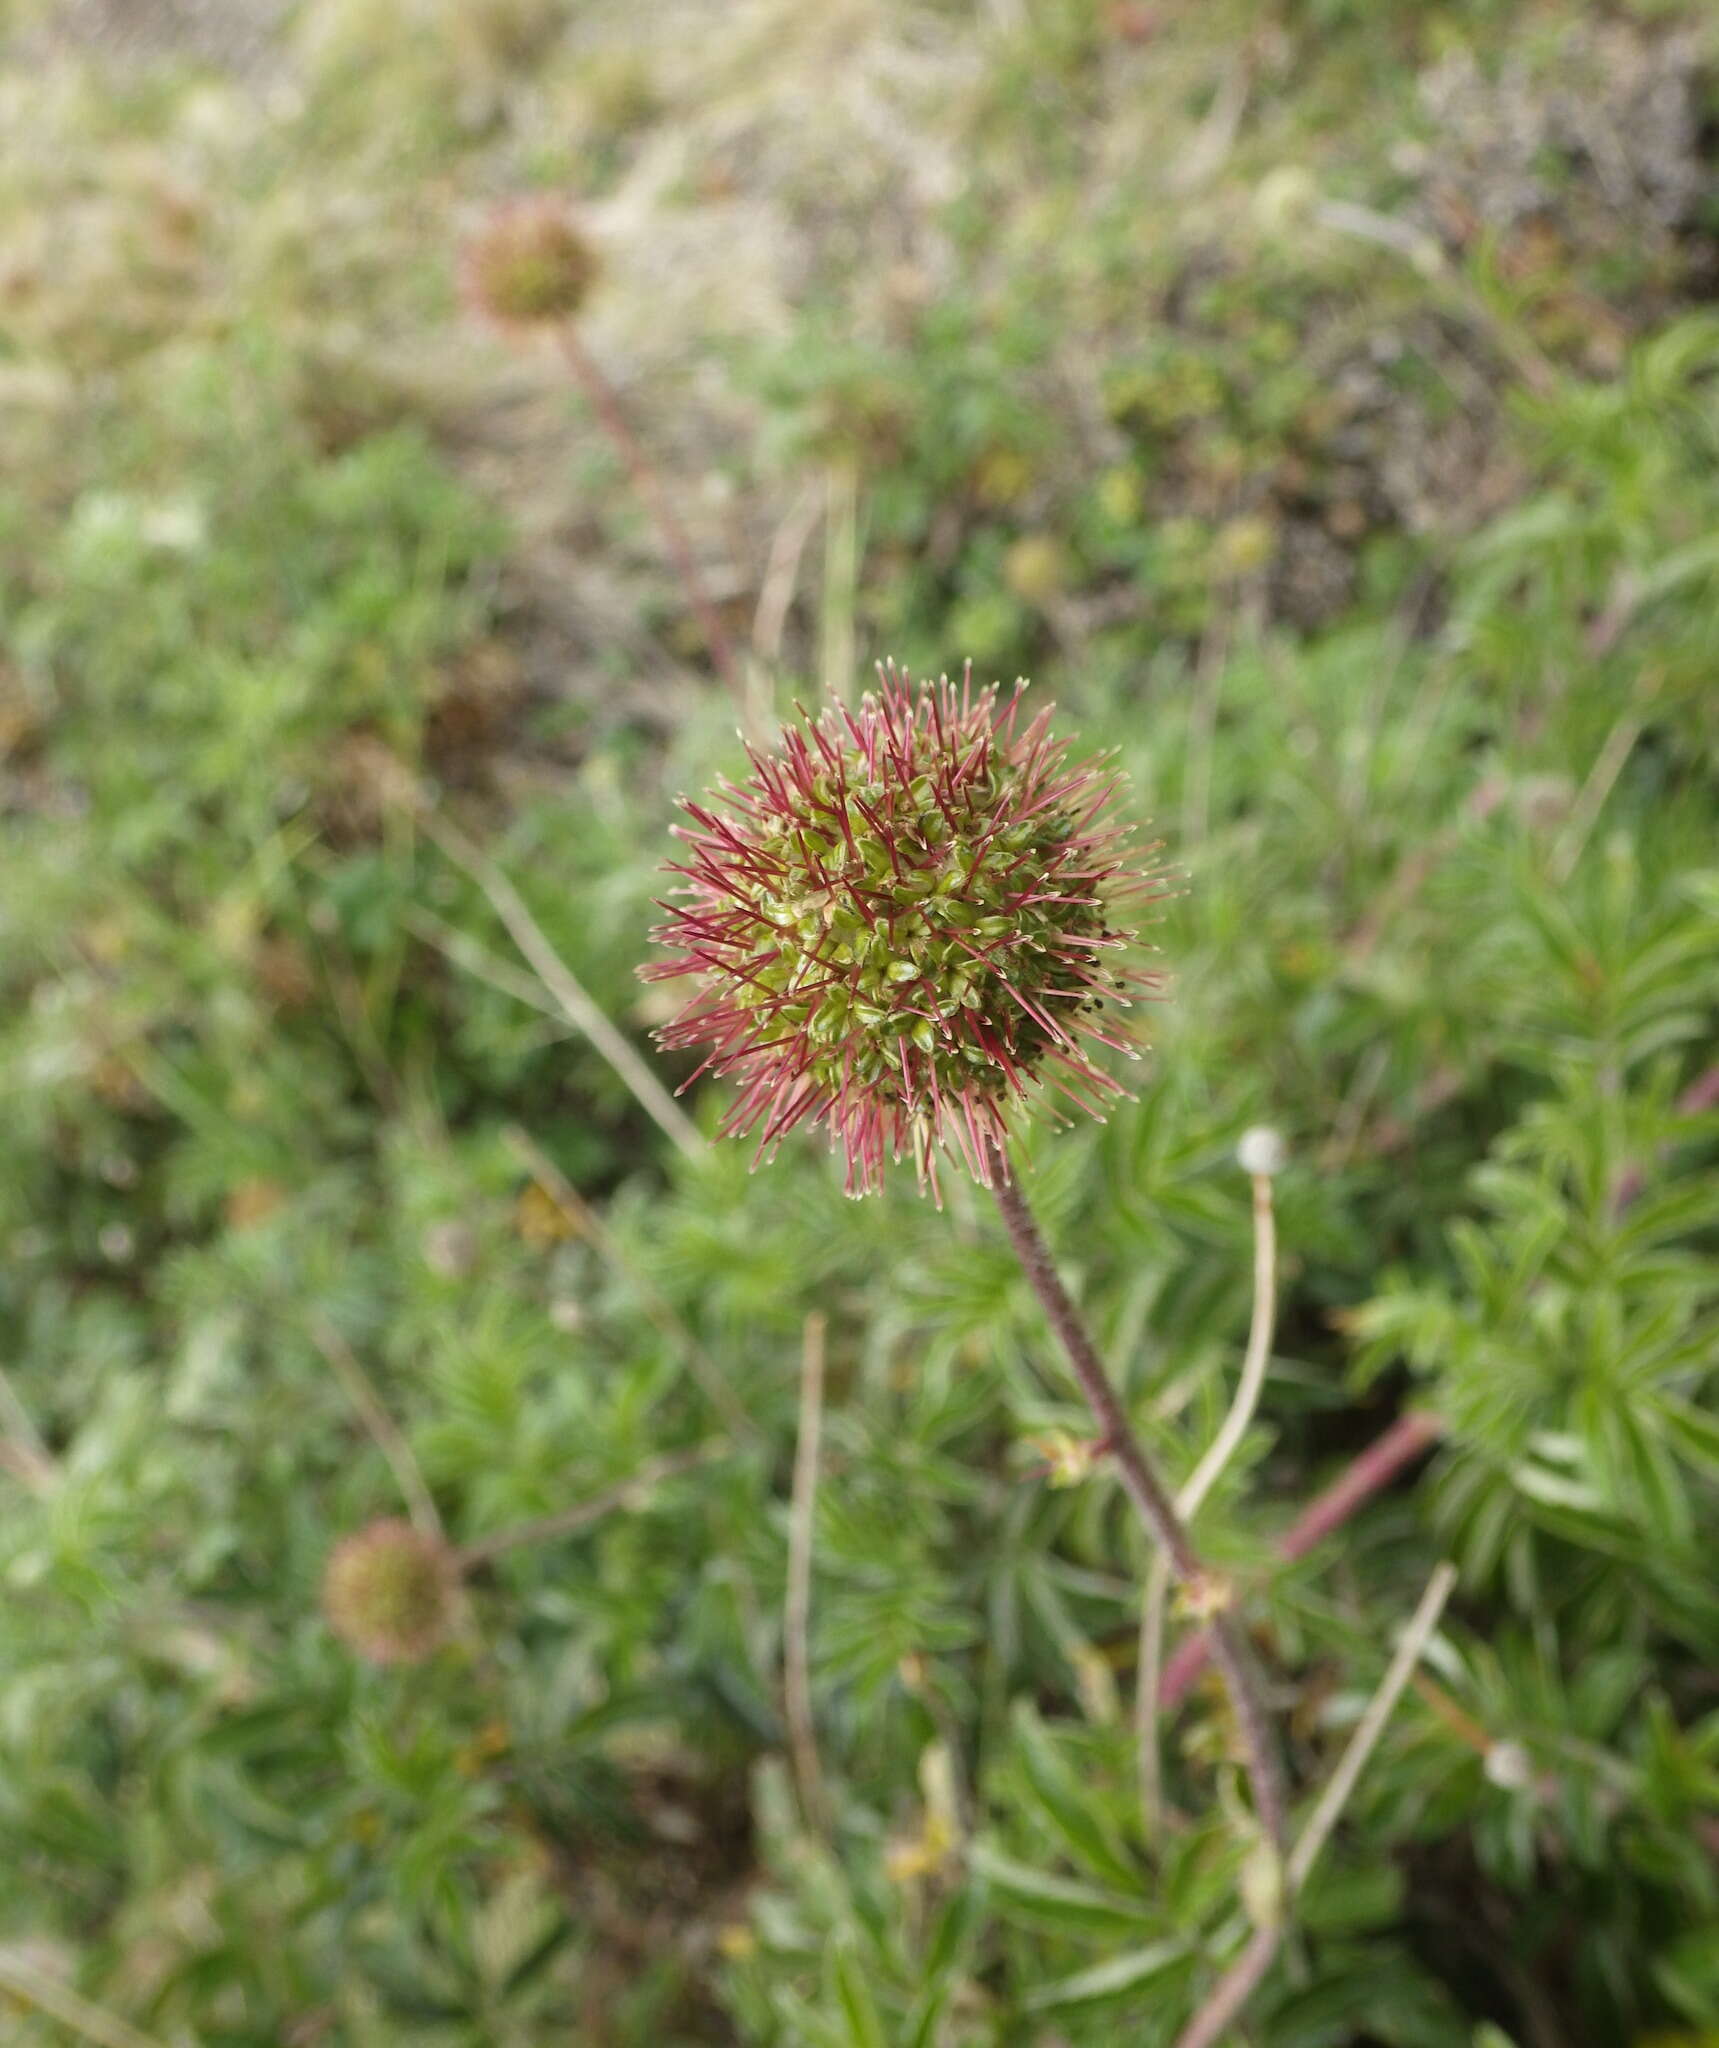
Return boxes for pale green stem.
[1138,1168,1278,1845]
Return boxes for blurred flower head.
[322,1519,458,1666]
[458,196,598,335]
[645,660,1168,1200]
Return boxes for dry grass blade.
[418,808,704,1162]
[0,1363,55,1493]
[310,1316,443,1542]
[785,1309,831,1836]
[1288,1560,1459,1891]
[0,1953,167,2048]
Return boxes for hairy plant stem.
[991,1156,1288,1852]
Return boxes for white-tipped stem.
[1179,1169,1279,1523]
[785,1310,832,1836]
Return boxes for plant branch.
[310,1317,443,1542]
[991,1157,1287,1850]
[1173,1559,1457,2048]
[1173,1924,1280,2048]
[1277,1410,1443,1566]
[418,807,704,1162]
[457,1445,724,1568]
[1161,1409,1443,1708]
[556,326,751,726]
[785,1310,832,1836]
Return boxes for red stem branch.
[1160,1409,1443,1709]
[1175,1925,1281,2048]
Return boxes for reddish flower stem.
[991,1157,1289,1851]
[1174,1926,1280,2048]
[556,327,747,716]
[1160,1409,1443,1708]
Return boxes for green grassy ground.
[2,2,1717,2043]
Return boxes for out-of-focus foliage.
[0,0,1715,2043]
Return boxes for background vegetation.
[1,1,1716,2042]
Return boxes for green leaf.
[1652,1394,1719,1478]
[967,1843,1162,1941]
[1008,1702,1142,1890]
[1021,1939,1190,2015]
[826,1939,889,2048]
[1298,1858,1406,1934]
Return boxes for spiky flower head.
[645,660,1168,1200]
[459,196,599,335]
[322,1519,458,1666]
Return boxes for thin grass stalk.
[785,1310,832,1836]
